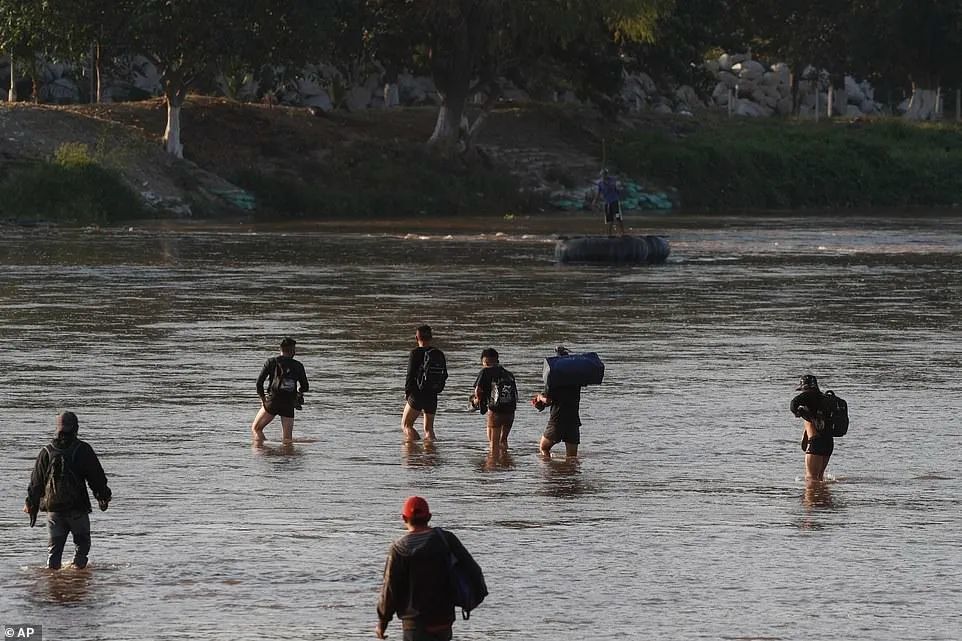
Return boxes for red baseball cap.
[401,496,431,520]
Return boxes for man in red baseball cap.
[376,496,486,640]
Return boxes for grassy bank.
[235,141,528,218]
[611,118,962,210]
[7,100,962,220]
[0,142,144,223]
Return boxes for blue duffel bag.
[542,352,605,388]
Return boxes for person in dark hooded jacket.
[23,411,111,569]
[376,496,484,641]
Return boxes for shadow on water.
[538,457,593,498]
[250,441,305,462]
[401,441,442,468]
[27,567,93,605]
[479,450,516,472]
[796,481,840,531]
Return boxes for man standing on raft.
[591,169,625,237]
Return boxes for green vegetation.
[611,119,962,209]
[0,142,144,223]
[235,142,528,218]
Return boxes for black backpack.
[487,369,518,412]
[41,443,86,512]
[270,358,299,396]
[417,349,448,394]
[816,391,849,437]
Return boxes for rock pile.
[705,52,883,118]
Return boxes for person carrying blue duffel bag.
[531,346,604,458]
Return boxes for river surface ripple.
[1,214,961,641]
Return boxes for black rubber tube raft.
[555,235,670,265]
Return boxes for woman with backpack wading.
[790,374,849,482]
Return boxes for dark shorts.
[604,201,622,223]
[804,433,834,457]
[265,395,296,418]
[407,392,438,415]
[543,420,580,445]
[402,626,452,641]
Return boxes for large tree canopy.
[364,0,673,153]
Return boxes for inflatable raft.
[555,235,670,265]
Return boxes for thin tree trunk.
[89,42,96,103]
[461,84,500,153]
[95,40,103,103]
[7,51,15,102]
[164,91,185,158]
[904,85,939,121]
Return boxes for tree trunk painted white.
[164,96,185,158]
[7,52,15,102]
[95,41,103,103]
[904,87,939,121]
[827,85,833,118]
[427,102,463,152]
[383,83,399,109]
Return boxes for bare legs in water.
[401,402,436,442]
[251,406,294,443]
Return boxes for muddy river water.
[1,213,960,640]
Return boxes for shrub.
[611,118,962,210]
[236,142,527,218]
[0,161,144,224]
[53,142,96,168]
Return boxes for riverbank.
[2,97,962,223]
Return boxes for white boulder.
[733,60,765,80]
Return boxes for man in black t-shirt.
[251,337,309,443]
[471,348,517,455]
[402,325,447,442]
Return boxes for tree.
[870,0,962,119]
[365,0,672,154]
[118,0,331,157]
[0,0,59,101]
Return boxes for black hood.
[52,431,78,449]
